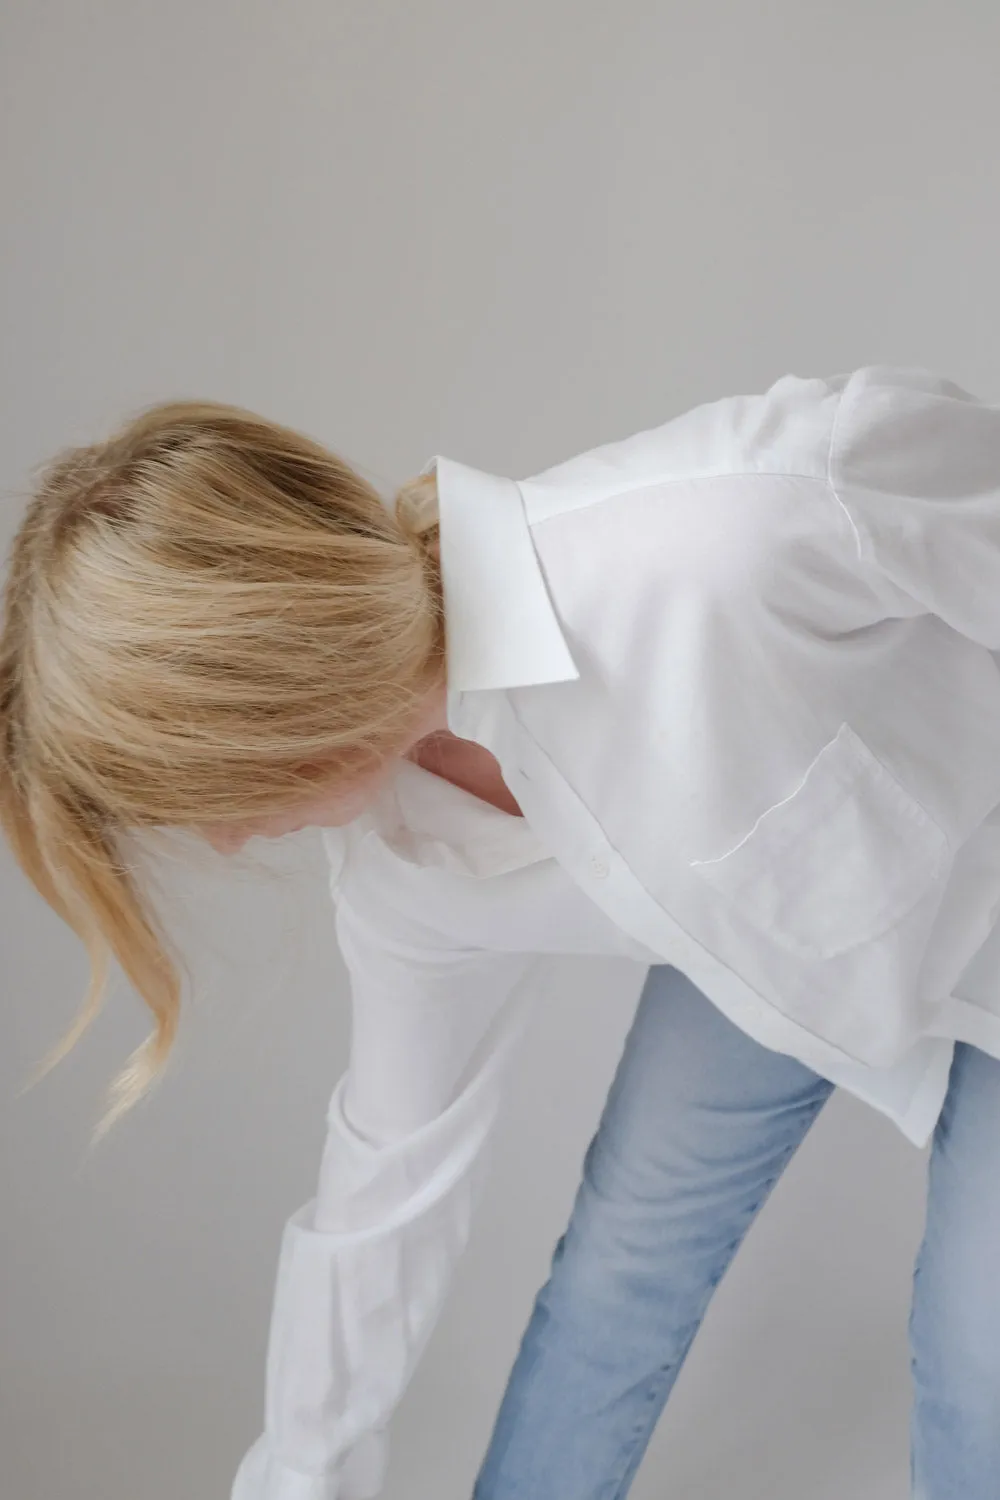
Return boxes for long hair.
[0,401,444,1147]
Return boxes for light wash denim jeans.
[471,963,1000,1499]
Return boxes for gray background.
[2,3,998,1497]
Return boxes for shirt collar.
[419,454,581,699]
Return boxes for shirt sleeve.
[828,364,1000,650]
[231,891,542,1500]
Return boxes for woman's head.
[0,399,446,1145]
[196,666,448,855]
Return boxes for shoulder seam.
[824,373,866,562]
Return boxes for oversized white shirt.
[232,364,1000,1500]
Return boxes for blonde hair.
[0,400,444,1147]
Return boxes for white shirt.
[232,364,1000,1499]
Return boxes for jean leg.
[908,1040,1000,1499]
[472,963,836,1500]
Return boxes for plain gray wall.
[2,3,998,1497]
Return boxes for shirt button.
[590,852,610,878]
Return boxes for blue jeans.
[471,964,1000,1499]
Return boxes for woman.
[3,364,1000,1499]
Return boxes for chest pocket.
[689,721,950,961]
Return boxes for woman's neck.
[405,733,524,817]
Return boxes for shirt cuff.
[232,1429,388,1500]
